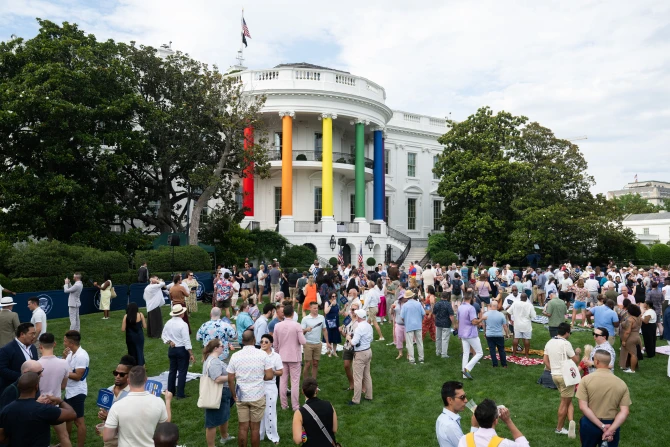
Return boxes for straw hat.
[169,304,187,317]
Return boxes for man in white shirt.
[507,294,536,357]
[558,272,574,306]
[28,297,47,337]
[346,309,373,406]
[584,273,600,307]
[161,304,194,399]
[436,381,478,447]
[145,276,166,338]
[227,330,273,447]
[457,399,529,447]
[254,303,275,347]
[64,273,83,331]
[64,330,89,447]
[301,301,330,381]
[362,284,384,341]
[104,365,171,447]
[422,265,437,293]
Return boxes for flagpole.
[237,8,245,67]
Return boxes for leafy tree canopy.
[609,193,666,215]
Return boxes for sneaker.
[568,420,576,439]
[462,369,473,380]
[622,368,636,373]
[555,428,568,435]
[377,337,385,341]
[220,435,236,444]
[419,360,424,364]
[386,342,395,346]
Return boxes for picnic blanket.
[505,346,544,356]
[148,371,202,390]
[656,345,670,356]
[483,354,544,366]
[532,316,549,325]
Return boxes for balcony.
[267,150,373,169]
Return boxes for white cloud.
[1,0,669,193]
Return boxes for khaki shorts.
[552,375,575,398]
[236,397,266,423]
[304,343,322,361]
[367,306,378,320]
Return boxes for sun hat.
[403,290,416,299]
[354,309,367,319]
[169,304,187,317]
[0,297,16,307]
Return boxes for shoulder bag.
[302,403,341,447]
[197,357,224,409]
[110,281,117,299]
[560,340,581,386]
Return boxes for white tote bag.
[561,342,581,386]
[197,358,223,409]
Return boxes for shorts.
[514,331,532,339]
[304,343,322,361]
[573,300,587,310]
[249,280,257,290]
[65,394,86,418]
[552,375,575,398]
[451,293,462,302]
[217,299,232,309]
[367,307,378,321]
[479,296,491,305]
[342,348,354,361]
[236,396,266,423]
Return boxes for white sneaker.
[555,428,568,435]
[568,420,576,439]
[622,368,636,373]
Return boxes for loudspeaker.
[167,234,181,246]
[338,238,347,246]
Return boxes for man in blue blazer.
[0,323,38,396]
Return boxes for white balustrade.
[335,74,356,86]
[295,70,321,81]
[254,70,279,81]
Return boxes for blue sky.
[2,0,669,194]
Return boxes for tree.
[635,243,651,264]
[280,246,314,269]
[434,107,527,261]
[610,194,663,215]
[650,243,670,266]
[0,20,139,241]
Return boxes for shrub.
[634,243,651,264]
[431,250,459,266]
[280,246,315,270]
[135,246,212,272]
[366,257,376,267]
[7,240,129,279]
[650,243,670,266]
[427,233,451,258]
[329,257,338,267]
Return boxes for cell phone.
[313,322,323,328]
[190,286,197,290]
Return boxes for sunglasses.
[112,371,128,377]
[454,394,467,400]
[592,332,604,337]
[260,340,271,344]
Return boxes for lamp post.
[365,235,374,251]
[329,235,336,251]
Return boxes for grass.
[46,303,663,446]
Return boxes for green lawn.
[46,305,662,446]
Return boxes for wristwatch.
[600,424,606,430]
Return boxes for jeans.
[436,326,451,357]
[167,346,189,397]
[548,326,558,338]
[579,417,619,447]
[461,337,483,372]
[486,336,507,367]
[405,329,424,363]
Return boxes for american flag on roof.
[242,16,251,47]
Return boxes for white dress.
[260,349,283,443]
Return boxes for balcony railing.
[370,223,382,234]
[337,222,359,233]
[267,150,373,169]
[295,221,322,232]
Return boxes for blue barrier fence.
[11,271,215,322]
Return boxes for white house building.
[230,63,447,266]
[622,211,670,245]
[607,180,670,207]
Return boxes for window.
[274,132,282,152]
[147,200,160,216]
[314,133,322,158]
[407,153,416,177]
[314,187,322,223]
[385,196,389,224]
[274,187,282,224]
[350,195,356,222]
[385,149,390,174]
[433,155,439,179]
[200,206,210,225]
[235,185,243,210]
[643,228,650,235]
[433,200,442,230]
[408,198,416,230]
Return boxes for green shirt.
[545,297,567,327]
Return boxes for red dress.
[421,294,436,342]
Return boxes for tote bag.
[197,358,224,409]
[560,341,581,386]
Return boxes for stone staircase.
[404,245,428,268]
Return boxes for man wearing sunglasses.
[582,328,615,374]
[436,381,478,447]
[96,355,136,446]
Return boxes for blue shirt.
[484,310,507,337]
[400,299,425,332]
[664,307,670,341]
[236,312,255,344]
[590,305,619,336]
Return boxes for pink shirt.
[38,355,69,398]
[272,319,306,363]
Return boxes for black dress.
[299,397,335,447]
[126,317,145,366]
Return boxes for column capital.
[278,111,295,118]
[350,118,370,126]
[319,113,338,120]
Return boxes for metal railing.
[338,222,359,233]
[318,255,334,268]
[370,223,381,234]
[267,150,374,169]
[418,252,431,268]
[387,227,412,267]
[294,221,322,232]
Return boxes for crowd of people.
[0,257,666,446]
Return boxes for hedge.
[635,243,651,264]
[280,246,315,270]
[431,250,459,266]
[134,246,212,272]
[650,243,670,266]
[7,240,129,279]
[10,270,179,293]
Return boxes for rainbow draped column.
[280,111,294,218]
[354,120,366,220]
[242,127,254,217]
[373,129,384,221]
[321,114,335,219]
